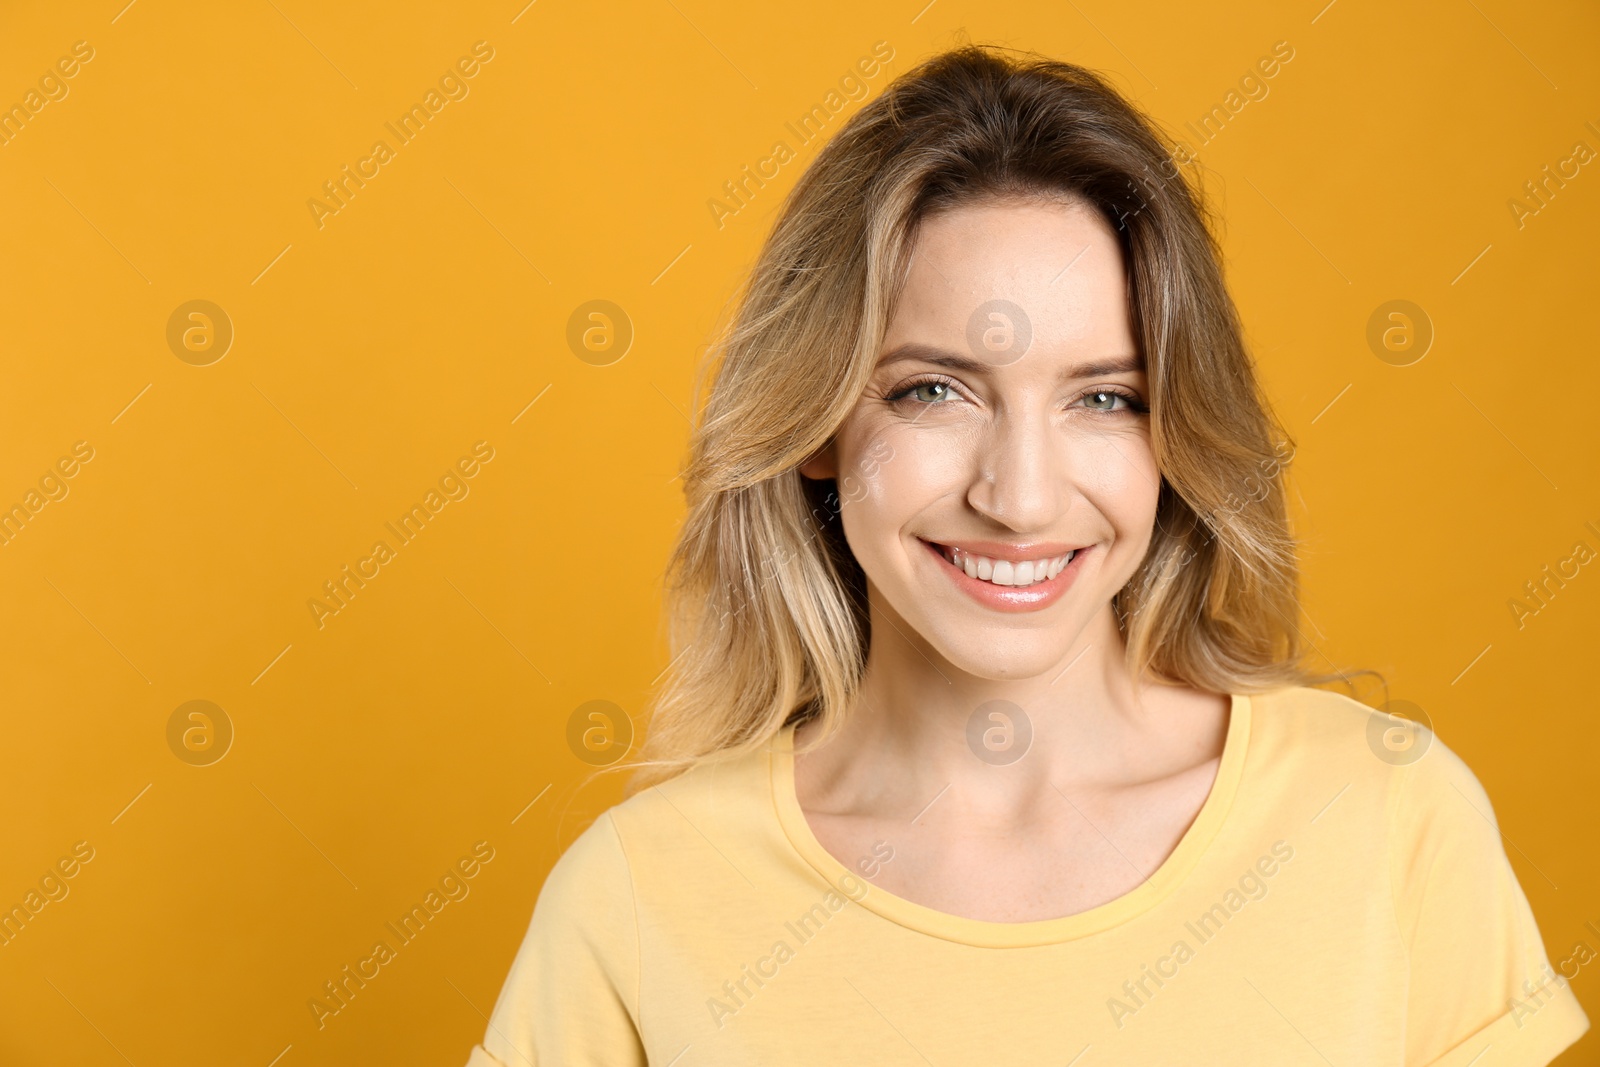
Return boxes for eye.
[886,376,961,406]
[1076,388,1147,414]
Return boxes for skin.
[794,195,1230,923]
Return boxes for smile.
[918,538,1088,613]
[937,544,1074,587]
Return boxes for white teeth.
[939,545,1075,588]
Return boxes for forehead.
[885,196,1135,361]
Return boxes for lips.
[918,537,1088,613]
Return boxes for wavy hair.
[621,44,1342,794]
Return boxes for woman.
[465,45,1589,1065]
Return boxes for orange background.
[1,1,1596,1063]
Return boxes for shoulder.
[1244,684,1533,929]
[1382,719,1509,908]
[484,807,642,1054]
[528,808,635,937]
[1245,682,1395,746]
[601,736,779,844]
[541,737,779,897]
[1244,684,1452,787]
[483,808,652,1064]
[1248,688,1522,912]
[1240,685,1503,845]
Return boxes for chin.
[925,624,1077,681]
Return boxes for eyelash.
[884,374,1150,414]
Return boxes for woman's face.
[801,195,1160,679]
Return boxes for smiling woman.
[798,198,1164,632]
[464,45,1589,1067]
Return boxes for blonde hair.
[622,45,1340,795]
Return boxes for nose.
[965,408,1070,530]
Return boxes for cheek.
[835,425,966,554]
[1072,432,1160,534]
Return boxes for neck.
[796,600,1186,819]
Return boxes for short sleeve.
[1388,733,1590,1066]
[463,811,646,1067]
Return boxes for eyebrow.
[877,342,1143,381]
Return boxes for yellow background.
[1,0,1596,1063]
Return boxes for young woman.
[465,46,1589,1066]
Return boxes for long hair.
[622,44,1342,795]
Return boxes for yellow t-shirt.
[464,686,1589,1065]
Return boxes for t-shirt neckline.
[769,691,1252,949]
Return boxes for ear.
[797,440,838,481]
